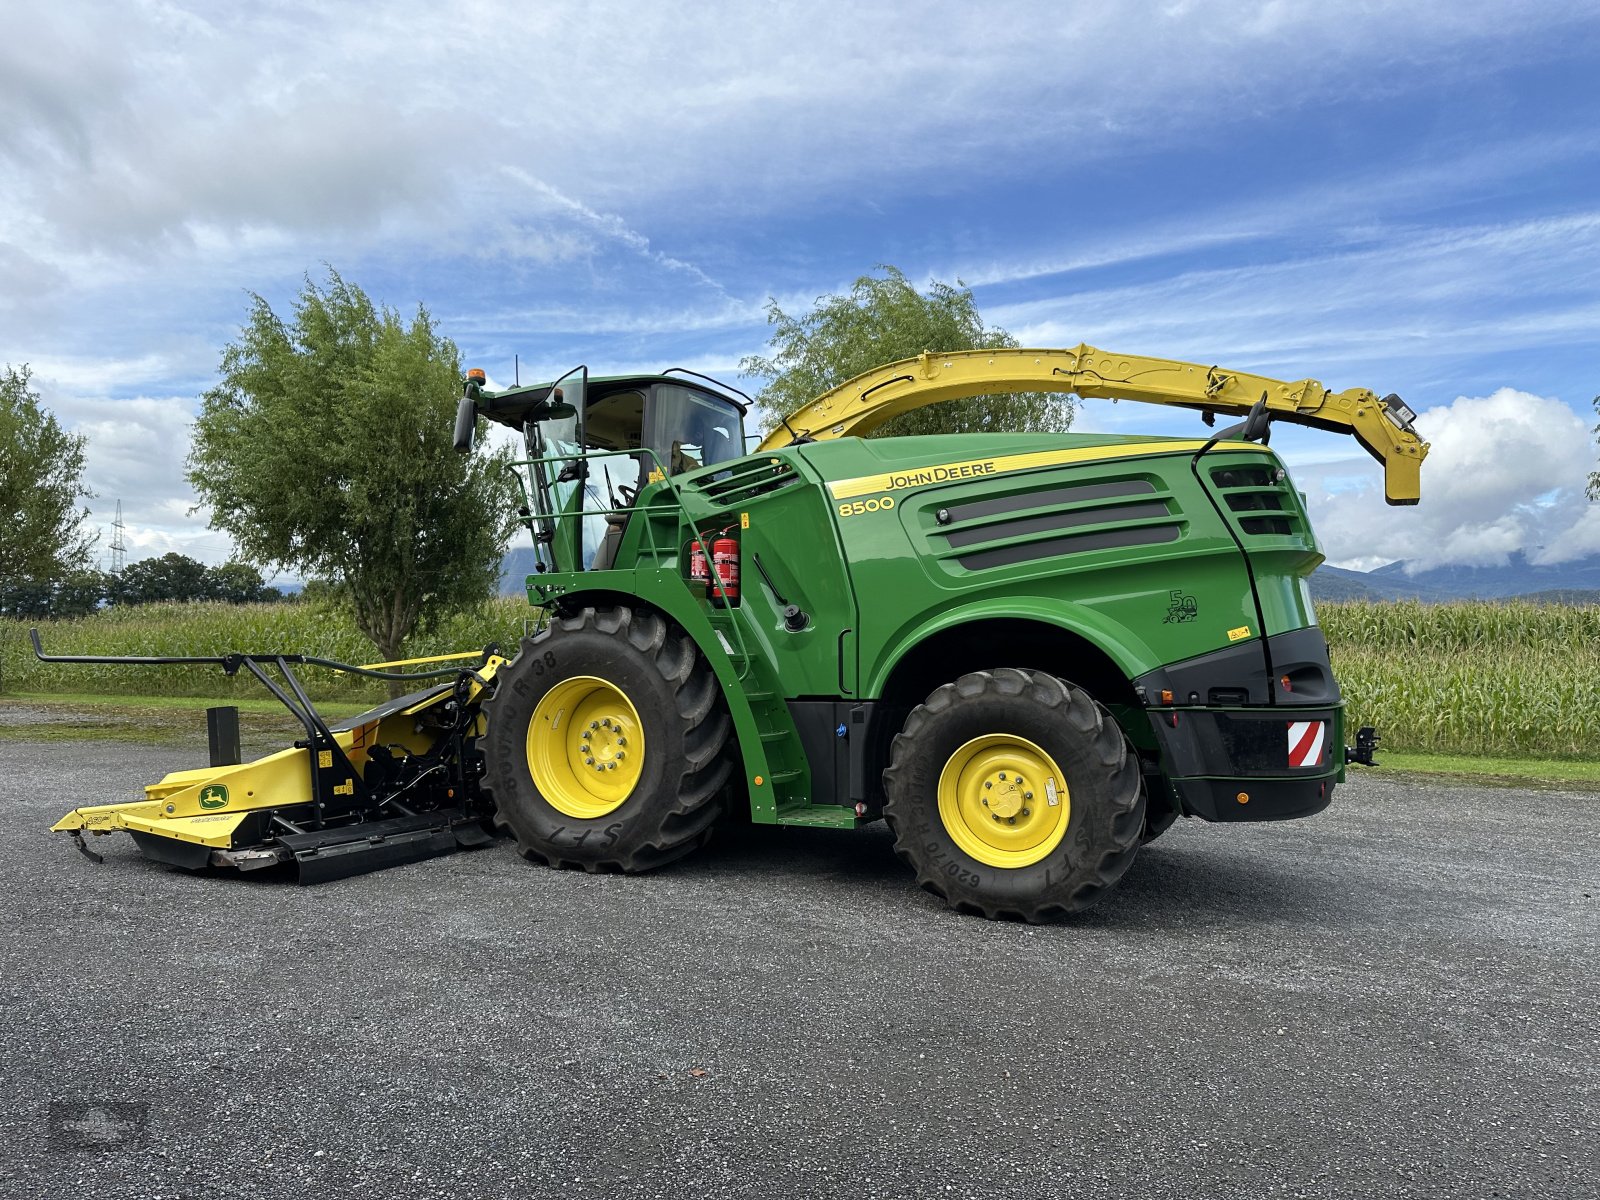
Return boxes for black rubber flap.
[453,821,495,849]
[131,831,213,871]
[279,811,466,885]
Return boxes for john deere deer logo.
[198,785,229,810]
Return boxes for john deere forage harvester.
[44,345,1423,919]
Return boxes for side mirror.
[1240,395,1272,444]
[453,396,477,453]
[1213,394,1273,444]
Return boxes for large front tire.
[482,606,732,872]
[883,668,1144,921]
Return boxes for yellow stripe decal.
[827,440,1270,500]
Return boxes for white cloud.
[1293,388,1598,570]
[1550,504,1600,562]
[26,383,221,566]
[3,1,1592,272]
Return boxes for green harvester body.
[492,370,1348,836]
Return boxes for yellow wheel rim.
[527,675,646,819]
[936,734,1071,869]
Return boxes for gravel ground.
[0,736,1594,1200]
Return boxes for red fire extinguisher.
[687,538,710,591]
[711,529,740,607]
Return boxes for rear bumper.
[1145,705,1344,821]
[1137,627,1344,823]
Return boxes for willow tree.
[0,364,95,617]
[188,271,517,671]
[740,265,1073,437]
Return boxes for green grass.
[0,693,371,750]
[5,691,371,716]
[1376,750,1600,789]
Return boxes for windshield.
[653,384,743,475]
[522,367,587,571]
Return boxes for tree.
[188,270,517,675]
[740,265,1073,438]
[52,570,110,618]
[0,364,95,616]
[107,554,280,606]
[112,552,211,605]
[206,561,279,604]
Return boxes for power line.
[110,501,126,575]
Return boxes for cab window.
[650,384,744,476]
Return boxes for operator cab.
[465,368,746,572]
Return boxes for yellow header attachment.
[757,344,1429,504]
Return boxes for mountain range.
[1311,551,1600,603]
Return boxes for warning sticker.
[1287,720,1326,768]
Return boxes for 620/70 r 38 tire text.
[481,606,732,873]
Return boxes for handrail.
[30,628,496,683]
[504,445,755,678]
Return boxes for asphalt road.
[0,736,1594,1200]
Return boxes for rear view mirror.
[1240,396,1273,444]
[1213,395,1273,444]
[453,396,477,452]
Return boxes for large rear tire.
[481,606,732,872]
[883,668,1144,921]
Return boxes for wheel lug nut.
[584,757,594,766]
[589,721,599,730]
[1021,808,1030,818]
[998,772,1006,781]
[984,781,992,790]
[582,730,591,740]
[1007,816,1016,824]
[617,737,627,746]
[607,762,617,771]
[616,751,625,760]
[982,797,989,806]
[1023,791,1033,800]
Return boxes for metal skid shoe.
[33,629,506,884]
[274,812,495,884]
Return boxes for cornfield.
[1319,600,1600,759]
[0,598,540,705]
[4,597,1597,759]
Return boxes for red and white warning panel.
[1287,720,1327,768]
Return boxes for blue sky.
[3,0,1597,574]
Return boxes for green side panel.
[532,565,793,824]
[526,459,862,823]
[781,434,1312,695]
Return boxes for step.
[774,803,859,830]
